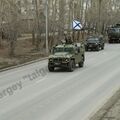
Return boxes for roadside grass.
[0,37,47,70]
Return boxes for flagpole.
[72,0,75,41]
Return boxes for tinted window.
[87,38,99,42]
[109,28,120,33]
[64,48,74,52]
[54,47,73,53]
[54,48,63,52]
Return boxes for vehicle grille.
[88,43,96,46]
[88,43,95,45]
[53,58,63,62]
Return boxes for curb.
[0,57,48,72]
[90,88,120,120]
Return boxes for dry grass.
[0,37,47,69]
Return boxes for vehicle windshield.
[108,28,120,33]
[53,47,74,53]
[87,38,99,42]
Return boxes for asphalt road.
[0,44,120,120]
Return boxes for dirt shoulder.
[0,36,47,70]
[90,88,120,120]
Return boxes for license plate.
[55,63,60,65]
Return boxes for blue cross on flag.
[72,20,83,30]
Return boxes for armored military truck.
[108,24,120,43]
[48,43,85,72]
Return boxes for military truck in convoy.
[48,41,85,72]
[107,24,120,43]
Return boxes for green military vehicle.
[48,42,85,72]
[108,24,120,43]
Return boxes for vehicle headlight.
[49,58,53,62]
[65,58,70,62]
[62,58,69,62]
[66,58,69,61]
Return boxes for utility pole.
[72,0,75,20]
[45,0,49,54]
[72,0,75,41]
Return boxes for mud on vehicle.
[48,43,85,72]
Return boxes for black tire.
[86,48,88,51]
[96,46,100,51]
[85,47,88,51]
[68,60,75,72]
[79,56,84,68]
[109,39,112,43]
[101,45,104,50]
[48,66,54,72]
[73,60,76,68]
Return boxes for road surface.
[0,44,120,120]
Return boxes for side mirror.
[51,47,56,54]
[50,49,53,54]
[50,48,55,54]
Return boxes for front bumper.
[86,44,98,48]
[48,61,69,68]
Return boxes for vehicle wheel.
[109,39,112,43]
[85,47,88,51]
[96,46,100,51]
[68,60,74,72]
[101,45,104,50]
[48,66,54,72]
[73,60,76,68]
[78,56,84,68]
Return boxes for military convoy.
[48,24,119,73]
[48,23,120,72]
[107,24,120,43]
[48,40,85,72]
